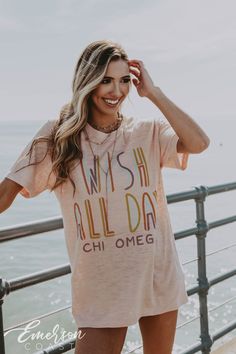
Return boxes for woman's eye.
[101,78,131,84]
[122,78,131,83]
[101,79,111,84]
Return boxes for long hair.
[17,40,130,198]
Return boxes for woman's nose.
[111,83,122,96]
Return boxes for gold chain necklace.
[87,112,123,134]
[83,125,120,218]
[84,114,123,145]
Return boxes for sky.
[0,0,236,122]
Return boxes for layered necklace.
[83,113,124,217]
[88,111,123,134]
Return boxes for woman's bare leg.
[74,326,128,354]
[138,310,178,354]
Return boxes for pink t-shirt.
[5,115,189,328]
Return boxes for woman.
[0,40,210,354]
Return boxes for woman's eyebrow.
[103,75,131,79]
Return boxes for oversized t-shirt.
[5,115,190,328]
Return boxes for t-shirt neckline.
[84,115,127,143]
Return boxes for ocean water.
[0,116,236,354]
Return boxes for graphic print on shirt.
[73,146,159,253]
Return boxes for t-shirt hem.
[172,134,189,170]
[5,173,32,198]
[74,297,189,328]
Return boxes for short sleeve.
[157,118,189,170]
[5,120,56,198]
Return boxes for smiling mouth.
[103,98,121,107]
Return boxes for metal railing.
[0,181,236,354]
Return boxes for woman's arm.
[0,178,23,213]
[147,87,210,154]
[128,59,210,154]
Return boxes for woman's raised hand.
[128,59,156,98]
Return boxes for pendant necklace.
[83,119,122,218]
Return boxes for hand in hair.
[128,59,156,98]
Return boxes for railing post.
[194,185,213,353]
[0,278,8,354]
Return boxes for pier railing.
[1,181,236,354]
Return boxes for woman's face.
[90,59,131,117]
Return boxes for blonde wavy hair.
[18,40,130,197]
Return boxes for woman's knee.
[74,326,128,354]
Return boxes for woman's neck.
[87,112,123,133]
[87,111,121,128]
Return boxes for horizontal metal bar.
[179,341,203,354]
[1,213,235,246]
[209,268,236,287]
[186,267,236,297]
[174,227,198,240]
[208,215,236,229]
[174,215,236,241]
[0,184,235,245]
[207,181,236,195]
[2,262,235,299]
[4,305,71,333]
[6,264,71,293]
[167,181,236,204]
[212,319,236,342]
[0,216,63,243]
[167,189,199,203]
[33,317,236,354]
[32,319,236,354]
[1,180,236,354]
[34,336,76,354]
[187,284,199,296]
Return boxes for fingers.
[130,70,141,86]
[129,67,140,77]
[132,78,140,86]
[128,59,144,66]
[128,60,141,78]
[128,59,144,87]
[128,59,144,71]
[128,59,144,75]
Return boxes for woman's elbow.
[200,137,210,152]
[180,137,210,154]
[189,137,210,154]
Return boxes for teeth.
[104,98,119,105]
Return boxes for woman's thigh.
[138,310,178,354]
[74,326,128,354]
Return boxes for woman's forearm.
[147,86,210,153]
[0,178,22,213]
